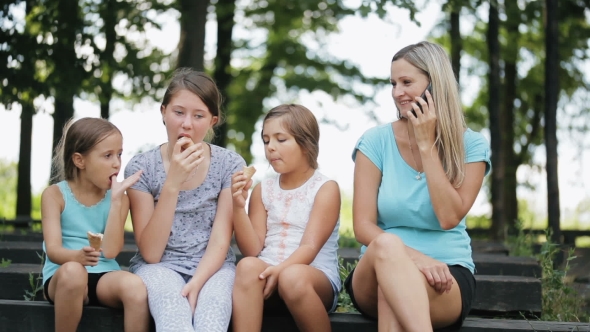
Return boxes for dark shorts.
[343,264,476,331]
[44,272,108,306]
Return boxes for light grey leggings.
[135,263,235,332]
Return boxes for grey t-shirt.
[124,144,246,275]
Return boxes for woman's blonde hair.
[392,41,466,187]
[262,104,320,169]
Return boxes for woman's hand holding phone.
[411,83,432,117]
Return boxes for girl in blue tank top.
[41,117,149,332]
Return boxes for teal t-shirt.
[352,123,491,273]
[42,181,121,285]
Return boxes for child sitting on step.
[231,104,341,332]
[41,117,149,332]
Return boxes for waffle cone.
[243,165,257,182]
[180,139,194,152]
[87,231,103,251]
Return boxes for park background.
[1,0,590,245]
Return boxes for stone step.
[2,232,509,254]
[1,244,538,277]
[472,253,541,277]
[0,231,137,244]
[0,242,138,267]
[0,300,587,332]
[470,275,541,316]
[0,264,542,314]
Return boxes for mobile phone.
[412,83,432,116]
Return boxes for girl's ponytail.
[49,118,75,184]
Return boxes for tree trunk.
[449,3,462,84]
[177,0,209,70]
[489,0,520,240]
[15,102,34,226]
[99,0,116,120]
[49,0,83,182]
[487,0,504,240]
[211,0,236,148]
[544,0,560,246]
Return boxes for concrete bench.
[0,263,542,315]
[0,300,587,332]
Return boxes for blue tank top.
[42,181,121,284]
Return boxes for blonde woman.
[344,41,491,331]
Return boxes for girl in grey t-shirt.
[125,69,245,332]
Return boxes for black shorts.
[343,264,476,331]
[44,272,108,306]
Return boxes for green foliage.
[335,256,358,313]
[465,214,491,229]
[23,252,44,301]
[338,228,361,249]
[0,159,41,220]
[538,236,588,322]
[219,0,398,161]
[338,193,360,248]
[0,258,11,268]
[0,159,17,219]
[434,0,590,158]
[506,219,535,257]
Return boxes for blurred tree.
[211,0,236,146]
[176,0,209,71]
[1,0,175,221]
[0,0,49,224]
[487,0,504,240]
[434,0,590,239]
[0,160,18,219]
[189,0,420,161]
[83,0,171,119]
[544,0,560,246]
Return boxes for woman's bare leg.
[232,257,269,332]
[377,286,404,332]
[351,233,432,332]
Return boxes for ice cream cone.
[243,165,256,182]
[87,231,103,251]
[180,138,194,152]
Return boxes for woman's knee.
[55,261,87,291]
[367,233,405,260]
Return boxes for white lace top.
[259,170,341,291]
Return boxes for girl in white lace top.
[231,104,341,332]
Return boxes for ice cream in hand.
[87,231,103,251]
[243,165,256,183]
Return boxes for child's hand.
[180,280,202,314]
[231,171,252,208]
[259,265,282,299]
[110,170,143,200]
[78,246,101,266]
[168,140,204,186]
